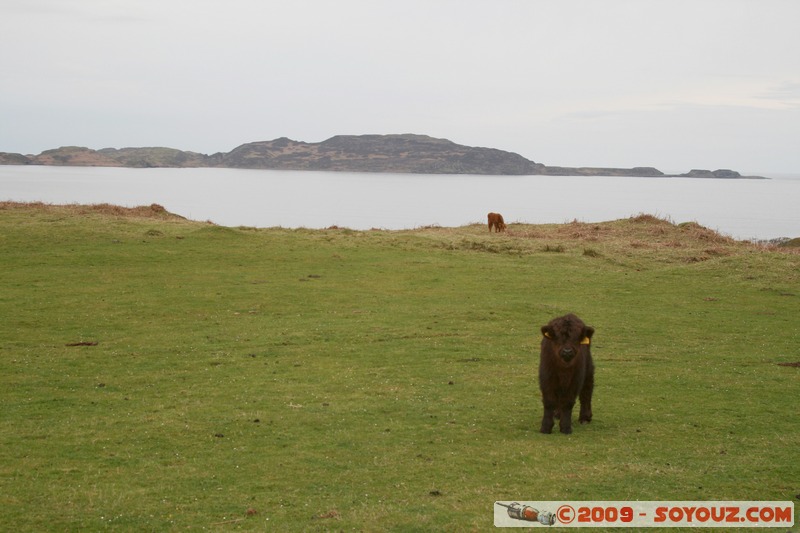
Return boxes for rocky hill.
[0,134,767,178]
[217,135,546,174]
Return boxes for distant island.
[0,134,768,179]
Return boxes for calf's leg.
[540,396,556,434]
[578,367,594,424]
[558,400,575,434]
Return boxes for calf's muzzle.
[559,346,576,361]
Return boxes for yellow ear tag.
[543,332,552,339]
[580,337,591,345]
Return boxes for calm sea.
[1,165,798,240]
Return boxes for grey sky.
[2,0,799,173]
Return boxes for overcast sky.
[1,0,799,173]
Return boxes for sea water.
[1,165,798,240]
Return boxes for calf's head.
[541,313,594,362]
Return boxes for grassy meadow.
[0,202,798,531]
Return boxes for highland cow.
[538,313,595,434]
[487,212,506,232]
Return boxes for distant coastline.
[0,134,768,179]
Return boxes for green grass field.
[1,202,798,531]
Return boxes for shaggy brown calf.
[538,313,595,434]
[487,212,506,232]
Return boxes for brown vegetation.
[0,201,187,221]
[419,213,798,264]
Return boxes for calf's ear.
[581,326,595,344]
[541,325,553,339]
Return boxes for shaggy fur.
[538,313,595,434]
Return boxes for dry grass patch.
[410,214,761,266]
[0,201,188,221]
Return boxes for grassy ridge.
[0,203,798,531]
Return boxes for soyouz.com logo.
[494,501,794,528]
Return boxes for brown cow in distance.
[487,212,506,232]
[538,313,595,434]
